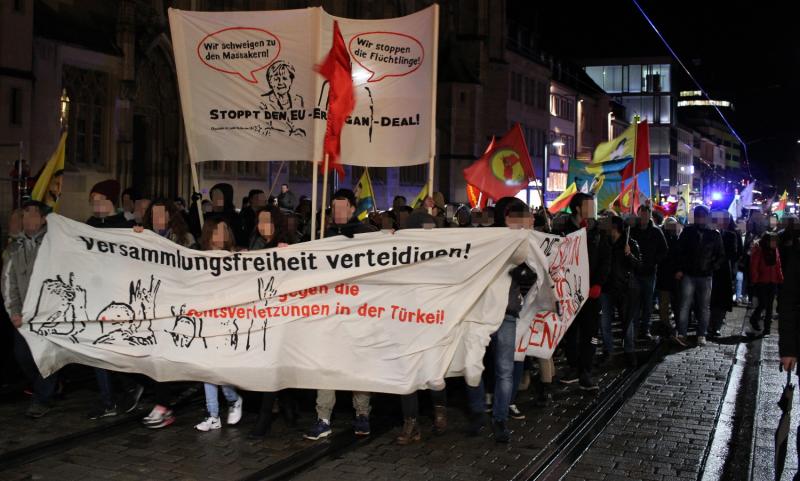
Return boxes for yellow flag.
[410,183,429,209]
[591,123,636,164]
[31,131,67,212]
[354,169,375,221]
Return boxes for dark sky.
[513,0,799,192]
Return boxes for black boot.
[466,411,486,437]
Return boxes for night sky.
[514,0,799,194]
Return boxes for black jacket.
[324,217,378,239]
[556,217,612,288]
[710,230,738,311]
[778,227,800,357]
[86,212,134,229]
[675,224,725,277]
[278,191,297,212]
[630,220,668,276]
[604,236,641,297]
[656,231,681,291]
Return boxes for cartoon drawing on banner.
[255,60,306,137]
[169,304,206,349]
[29,273,88,343]
[94,276,160,346]
[254,276,277,351]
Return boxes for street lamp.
[59,88,70,129]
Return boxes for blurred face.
[711,212,726,229]
[597,215,612,234]
[252,193,267,208]
[175,200,185,210]
[423,196,435,209]
[22,207,45,236]
[770,216,778,229]
[506,211,533,230]
[152,205,169,232]
[281,185,289,194]
[211,189,224,209]
[90,192,114,217]
[257,211,274,239]
[480,210,492,227]
[396,211,409,229]
[211,222,230,250]
[576,199,597,222]
[695,212,709,226]
[122,194,134,213]
[202,201,212,214]
[665,222,680,235]
[332,199,354,225]
[8,211,22,236]
[134,199,151,224]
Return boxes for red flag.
[621,121,650,180]
[463,124,534,201]
[466,183,488,209]
[315,21,354,179]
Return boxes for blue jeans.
[203,383,239,418]
[677,276,712,337]
[600,292,637,353]
[636,274,657,334]
[735,271,744,300]
[467,314,517,422]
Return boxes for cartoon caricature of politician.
[259,60,306,137]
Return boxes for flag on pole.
[466,183,488,209]
[777,190,789,215]
[316,20,354,179]
[410,183,429,209]
[579,180,589,193]
[611,177,648,213]
[740,181,755,208]
[354,169,375,221]
[592,124,636,166]
[31,131,67,212]
[548,182,578,215]
[727,196,739,220]
[622,121,651,180]
[463,124,534,202]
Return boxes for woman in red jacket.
[749,232,783,334]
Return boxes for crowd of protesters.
[2,178,799,445]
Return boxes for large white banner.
[169,6,436,167]
[22,216,586,394]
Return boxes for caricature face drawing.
[268,66,292,98]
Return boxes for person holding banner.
[305,189,377,441]
[2,201,59,418]
[466,198,535,444]
[557,193,611,391]
[195,218,244,432]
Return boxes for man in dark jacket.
[87,180,134,228]
[673,205,725,347]
[601,215,642,368]
[557,193,612,391]
[239,189,267,241]
[306,189,377,442]
[277,184,297,212]
[630,204,668,339]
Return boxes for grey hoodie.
[2,227,47,316]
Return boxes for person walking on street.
[602,215,642,368]
[709,211,740,337]
[749,231,783,335]
[630,204,668,340]
[656,217,682,338]
[305,189,377,441]
[673,205,725,347]
[557,193,611,391]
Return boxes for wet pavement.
[0,306,794,480]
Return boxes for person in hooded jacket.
[2,201,58,418]
[305,189,377,441]
[189,183,245,247]
[749,231,783,335]
[630,204,668,339]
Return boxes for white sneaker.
[195,416,222,431]
[697,336,707,347]
[227,396,243,425]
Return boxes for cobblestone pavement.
[562,307,747,481]
[751,318,799,481]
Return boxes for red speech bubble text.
[348,31,424,83]
[196,27,281,84]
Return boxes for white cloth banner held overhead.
[168,6,436,167]
[21,216,588,394]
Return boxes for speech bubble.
[196,27,281,84]
[348,31,424,83]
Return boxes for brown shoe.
[396,417,421,445]
[433,405,447,435]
